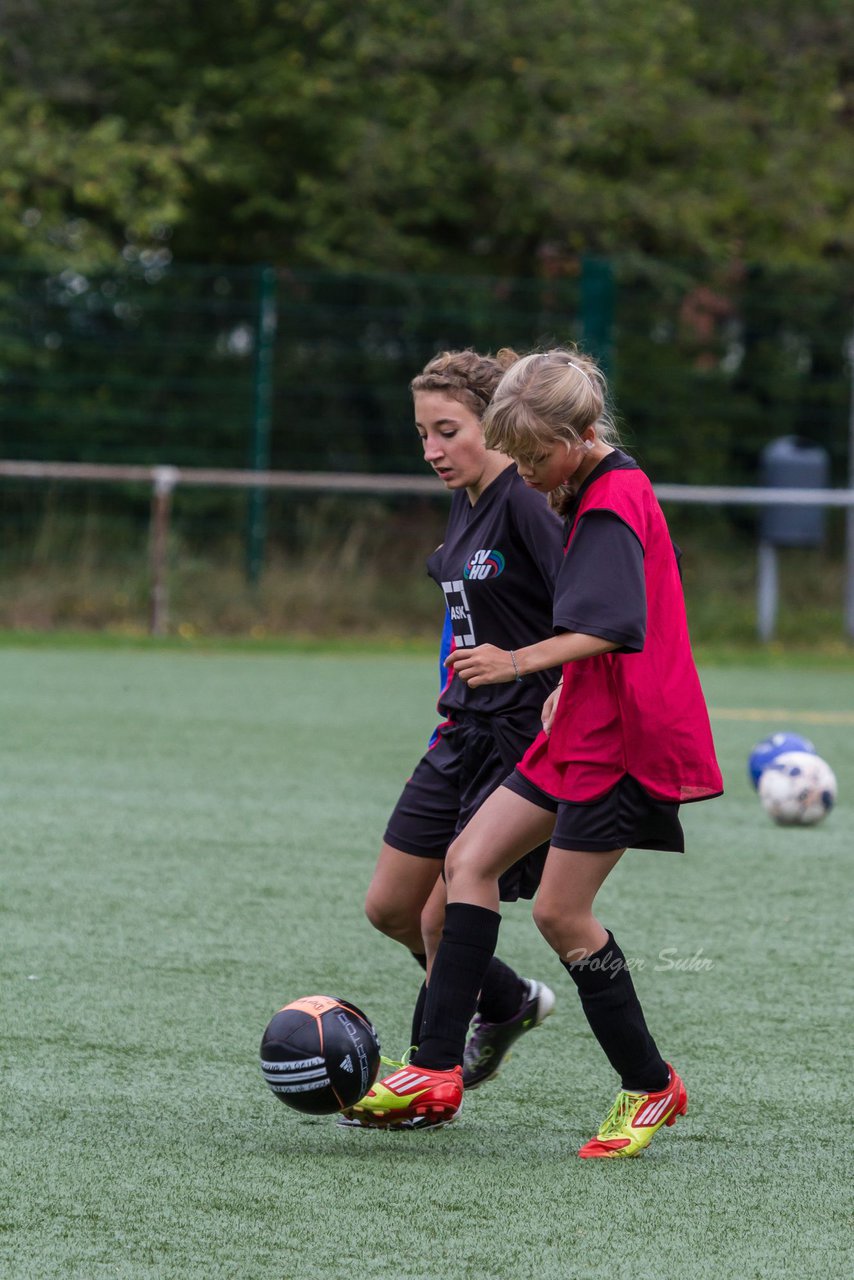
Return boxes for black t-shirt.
[553,449,648,652]
[427,463,564,719]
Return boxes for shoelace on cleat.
[598,1090,644,1138]
[378,1046,417,1072]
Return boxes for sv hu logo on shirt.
[463,549,505,580]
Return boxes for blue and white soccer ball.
[757,751,837,827]
[748,732,816,790]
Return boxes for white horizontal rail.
[654,483,854,507]
[3,459,854,639]
[0,460,442,496]
[1,460,853,506]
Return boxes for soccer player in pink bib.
[352,350,566,1110]
[344,347,723,1157]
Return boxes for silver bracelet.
[509,650,523,682]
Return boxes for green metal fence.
[1,255,852,605]
[3,255,851,478]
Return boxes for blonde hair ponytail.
[482,347,620,513]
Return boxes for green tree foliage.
[2,1,852,503]
[1,0,852,272]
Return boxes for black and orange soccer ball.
[260,995,381,1115]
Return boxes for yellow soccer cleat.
[339,1063,464,1130]
[335,1052,411,1127]
[578,1066,687,1158]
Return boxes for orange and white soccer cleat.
[578,1066,687,1158]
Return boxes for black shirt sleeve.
[508,482,564,594]
[552,511,647,651]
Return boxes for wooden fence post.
[149,467,179,636]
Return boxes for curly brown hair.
[410,349,517,419]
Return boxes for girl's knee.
[532,900,589,954]
[363,889,389,934]
[364,889,414,941]
[531,900,559,949]
[443,838,464,889]
[444,832,489,890]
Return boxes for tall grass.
[0,490,850,646]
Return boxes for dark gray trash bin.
[759,436,830,547]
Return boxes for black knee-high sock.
[562,931,669,1092]
[410,952,427,1050]
[412,903,501,1070]
[476,956,528,1023]
[410,950,523,1047]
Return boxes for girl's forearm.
[514,632,618,676]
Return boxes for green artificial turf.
[1,646,851,1279]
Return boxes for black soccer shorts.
[502,769,685,854]
[384,713,548,901]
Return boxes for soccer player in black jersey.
[351,350,566,1109]
[345,348,722,1154]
